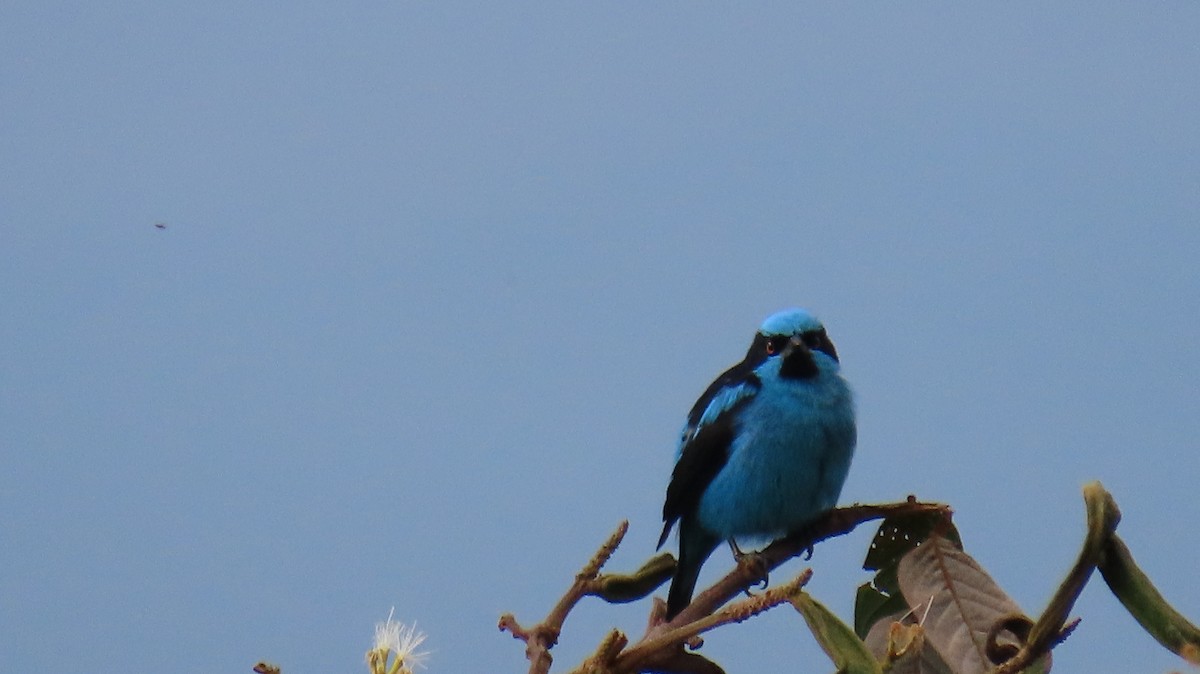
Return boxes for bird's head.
[750,308,840,379]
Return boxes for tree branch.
[501,498,950,674]
[666,497,952,627]
[500,520,631,674]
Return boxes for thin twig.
[613,570,812,673]
[499,521,630,674]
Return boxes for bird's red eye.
[764,336,787,355]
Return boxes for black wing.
[678,333,772,446]
[658,372,760,549]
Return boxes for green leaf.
[1016,481,1120,663]
[1099,534,1200,665]
[792,592,883,674]
[855,583,908,639]
[594,553,676,604]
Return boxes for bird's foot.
[784,523,818,560]
[728,541,770,594]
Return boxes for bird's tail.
[666,523,719,620]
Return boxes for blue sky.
[2,3,1198,673]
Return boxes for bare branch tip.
[498,613,531,641]
[1056,617,1082,646]
[594,628,628,663]
[581,521,629,579]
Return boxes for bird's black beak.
[783,335,806,356]
[779,335,819,379]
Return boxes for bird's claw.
[732,548,771,594]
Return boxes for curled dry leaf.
[897,535,1037,674]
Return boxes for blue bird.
[657,308,856,619]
